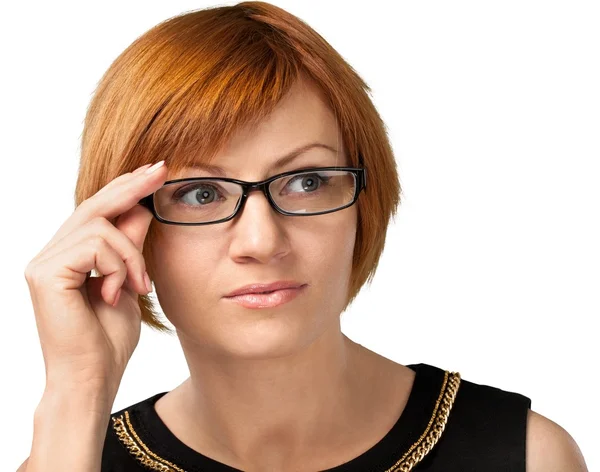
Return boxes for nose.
[227,189,290,264]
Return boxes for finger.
[89,240,128,307]
[114,203,154,252]
[96,163,153,197]
[57,236,128,306]
[39,168,141,254]
[34,217,151,296]
[45,161,167,252]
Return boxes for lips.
[223,285,307,309]
[224,281,305,298]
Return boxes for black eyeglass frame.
[138,165,368,226]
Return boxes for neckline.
[113,363,448,472]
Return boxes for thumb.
[114,204,154,251]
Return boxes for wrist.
[29,389,112,472]
[36,386,113,422]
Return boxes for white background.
[1,1,598,470]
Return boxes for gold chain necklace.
[112,370,461,472]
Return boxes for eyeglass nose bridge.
[234,179,284,217]
[241,180,270,196]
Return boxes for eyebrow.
[185,142,339,176]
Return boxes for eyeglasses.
[138,166,367,225]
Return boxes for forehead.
[181,142,341,177]
[168,77,345,180]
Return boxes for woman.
[20,2,587,471]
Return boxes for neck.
[161,319,399,470]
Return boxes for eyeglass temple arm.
[358,153,367,192]
[138,194,153,210]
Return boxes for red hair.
[75,1,401,333]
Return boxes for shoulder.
[427,365,588,471]
[402,364,533,470]
[526,409,588,472]
[101,392,168,472]
[409,364,549,471]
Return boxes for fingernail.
[112,289,122,307]
[133,163,153,174]
[143,272,152,293]
[145,160,165,174]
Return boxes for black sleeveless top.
[101,363,531,471]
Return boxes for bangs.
[125,11,304,177]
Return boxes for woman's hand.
[24,160,167,409]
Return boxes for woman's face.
[151,77,358,359]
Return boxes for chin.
[212,308,319,360]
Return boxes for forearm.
[26,389,112,472]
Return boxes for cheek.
[336,209,358,290]
[304,209,357,290]
[149,227,224,317]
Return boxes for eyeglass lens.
[152,170,357,224]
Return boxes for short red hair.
[75,1,401,333]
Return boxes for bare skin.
[155,339,416,471]
[146,74,417,471]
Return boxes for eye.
[172,183,224,206]
[283,173,331,194]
